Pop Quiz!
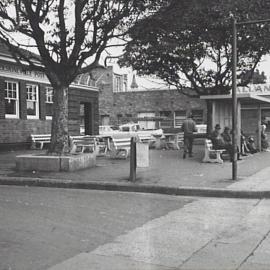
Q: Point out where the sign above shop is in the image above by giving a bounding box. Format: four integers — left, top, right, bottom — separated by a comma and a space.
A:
237, 84, 270, 95
0, 62, 48, 83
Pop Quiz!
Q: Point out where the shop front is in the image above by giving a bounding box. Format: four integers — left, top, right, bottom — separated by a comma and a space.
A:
201, 84, 270, 151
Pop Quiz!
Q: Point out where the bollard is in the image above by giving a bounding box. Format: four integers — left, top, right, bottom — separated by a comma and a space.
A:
129, 137, 137, 182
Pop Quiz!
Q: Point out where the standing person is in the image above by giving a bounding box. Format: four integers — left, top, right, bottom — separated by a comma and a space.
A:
181, 113, 197, 158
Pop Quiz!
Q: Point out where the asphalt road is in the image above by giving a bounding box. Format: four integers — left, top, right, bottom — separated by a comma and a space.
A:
0, 186, 193, 270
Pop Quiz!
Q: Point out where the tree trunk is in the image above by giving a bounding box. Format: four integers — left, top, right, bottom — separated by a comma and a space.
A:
48, 85, 69, 155
206, 100, 212, 136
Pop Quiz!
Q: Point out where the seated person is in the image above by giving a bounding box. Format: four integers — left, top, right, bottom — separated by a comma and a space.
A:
221, 126, 232, 145
247, 136, 257, 154
209, 124, 240, 161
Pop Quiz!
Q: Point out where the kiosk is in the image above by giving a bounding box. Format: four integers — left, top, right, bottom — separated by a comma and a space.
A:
201, 84, 270, 151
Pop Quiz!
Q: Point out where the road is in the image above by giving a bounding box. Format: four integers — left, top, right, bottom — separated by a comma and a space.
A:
2, 186, 270, 270
0, 186, 193, 270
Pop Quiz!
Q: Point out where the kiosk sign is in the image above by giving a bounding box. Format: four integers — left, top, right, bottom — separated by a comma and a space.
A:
237, 84, 270, 95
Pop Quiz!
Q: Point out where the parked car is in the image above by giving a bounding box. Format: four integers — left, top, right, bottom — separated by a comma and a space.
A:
99, 125, 119, 135
119, 123, 163, 137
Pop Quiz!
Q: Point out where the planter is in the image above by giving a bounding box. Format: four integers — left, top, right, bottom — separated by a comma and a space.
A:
16, 153, 96, 172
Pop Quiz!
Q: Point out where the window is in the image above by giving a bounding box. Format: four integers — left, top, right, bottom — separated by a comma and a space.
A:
114, 75, 121, 92
191, 109, 204, 124
159, 111, 173, 128
45, 87, 53, 119
174, 110, 186, 127
137, 112, 156, 130
26, 84, 39, 119
4, 81, 19, 118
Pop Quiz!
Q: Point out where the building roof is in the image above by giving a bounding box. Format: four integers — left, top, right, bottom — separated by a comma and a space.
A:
200, 92, 270, 104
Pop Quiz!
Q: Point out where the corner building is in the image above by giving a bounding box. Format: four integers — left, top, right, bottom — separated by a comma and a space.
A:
0, 43, 99, 149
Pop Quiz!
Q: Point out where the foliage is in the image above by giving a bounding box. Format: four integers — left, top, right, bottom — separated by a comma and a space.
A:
0, 0, 166, 154
119, 0, 270, 96
0, 0, 165, 87
239, 69, 267, 84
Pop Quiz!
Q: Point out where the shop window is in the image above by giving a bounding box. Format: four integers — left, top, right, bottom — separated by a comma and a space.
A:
191, 109, 203, 124
4, 81, 19, 118
160, 111, 173, 128
26, 84, 39, 119
45, 87, 53, 119
174, 110, 186, 127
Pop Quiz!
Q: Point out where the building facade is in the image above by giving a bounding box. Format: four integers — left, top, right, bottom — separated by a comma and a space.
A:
97, 67, 207, 132
0, 43, 99, 149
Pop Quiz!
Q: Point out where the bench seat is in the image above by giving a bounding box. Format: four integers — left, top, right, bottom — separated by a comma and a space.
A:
202, 139, 226, 164
31, 134, 51, 149
110, 137, 131, 159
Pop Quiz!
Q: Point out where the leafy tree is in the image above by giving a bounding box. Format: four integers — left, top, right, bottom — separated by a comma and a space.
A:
0, 0, 165, 154
119, 0, 270, 98
239, 69, 267, 84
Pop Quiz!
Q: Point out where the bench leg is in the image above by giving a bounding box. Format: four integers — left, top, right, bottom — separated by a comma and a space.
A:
215, 152, 223, 164
203, 151, 223, 164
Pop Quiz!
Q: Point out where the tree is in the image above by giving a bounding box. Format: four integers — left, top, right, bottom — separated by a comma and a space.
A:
0, 0, 166, 154
119, 0, 270, 97
239, 69, 267, 84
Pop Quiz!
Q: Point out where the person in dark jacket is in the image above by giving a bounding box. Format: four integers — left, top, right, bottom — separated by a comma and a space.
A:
210, 125, 241, 162
181, 113, 197, 158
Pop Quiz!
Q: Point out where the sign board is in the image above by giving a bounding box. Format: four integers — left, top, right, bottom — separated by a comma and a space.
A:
136, 142, 149, 168
237, 84, 270, 95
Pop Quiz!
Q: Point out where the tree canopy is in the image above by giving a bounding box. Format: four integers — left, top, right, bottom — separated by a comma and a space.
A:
0, 0, 167, 88
119, 0, 270, 97
0, 0, 168, 154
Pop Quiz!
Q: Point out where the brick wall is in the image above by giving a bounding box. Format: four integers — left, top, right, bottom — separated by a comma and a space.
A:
0, 119, 51, 144
0, 83, 99, 144
97, 67, 207, 127
99, 88, 207, 127
68, 87, 99, 136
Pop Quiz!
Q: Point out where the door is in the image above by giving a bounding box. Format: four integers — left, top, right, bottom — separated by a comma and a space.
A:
80, 102, 93, 135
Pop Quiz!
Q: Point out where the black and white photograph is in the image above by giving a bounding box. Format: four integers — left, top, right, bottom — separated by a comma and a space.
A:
1, 0, 270, 269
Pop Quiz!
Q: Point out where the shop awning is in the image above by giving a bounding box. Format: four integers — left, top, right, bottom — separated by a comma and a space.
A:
200, 93, 270, 104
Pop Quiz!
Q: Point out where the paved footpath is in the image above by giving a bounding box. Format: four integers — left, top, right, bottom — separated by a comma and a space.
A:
2, 146, 270, 191
47, 197, 270, 270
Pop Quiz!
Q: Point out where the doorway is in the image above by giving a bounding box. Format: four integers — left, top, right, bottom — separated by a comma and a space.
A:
80, 102, 93, 135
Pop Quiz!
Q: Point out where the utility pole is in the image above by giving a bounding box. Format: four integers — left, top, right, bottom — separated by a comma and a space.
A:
232, 18, 238, 180
231, 18, 270, 180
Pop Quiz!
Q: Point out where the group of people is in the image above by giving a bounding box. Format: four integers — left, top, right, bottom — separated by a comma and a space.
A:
209, 124, 241, 162
181, 113, 266, 161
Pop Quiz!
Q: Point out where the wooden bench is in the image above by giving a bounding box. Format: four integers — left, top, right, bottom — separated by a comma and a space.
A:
31, 134, 106, 155
176, 132, 184, 149
137, 133, 155, 145
31, 134, 51, 149
110, 137, 131, 159
202, 139, 226, 164
70, 135, 97, 153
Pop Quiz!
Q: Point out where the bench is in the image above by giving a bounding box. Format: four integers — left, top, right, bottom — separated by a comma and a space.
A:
31, 134, 51, 149
110, 136, 131, 159
162, 133, 184, 150
176, 132, 184, 149
202, 139, 226, 164
70, 135, 97, 154
137, 133, 156, 148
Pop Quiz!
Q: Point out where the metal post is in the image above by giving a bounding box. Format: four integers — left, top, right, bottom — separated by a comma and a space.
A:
129, 137, 136, 182
232, 18, 238, 180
